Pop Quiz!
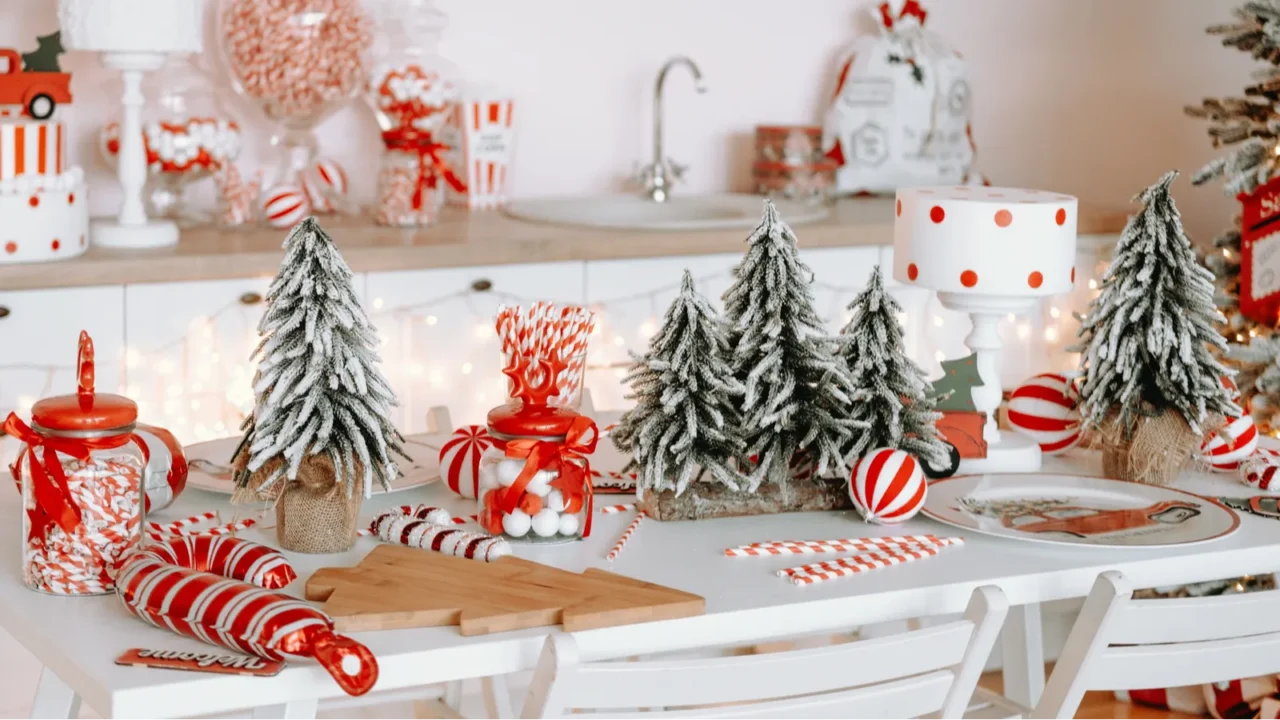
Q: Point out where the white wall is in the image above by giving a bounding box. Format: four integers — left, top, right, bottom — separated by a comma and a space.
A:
0, 0, 1256, 244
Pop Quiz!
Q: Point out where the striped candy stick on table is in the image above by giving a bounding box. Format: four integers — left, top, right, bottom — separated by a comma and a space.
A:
725, 536, 960, 557
746, 534, 950, 548
779, 542, 963, 579
606, 512, 646, 561
785, 550, 948, 586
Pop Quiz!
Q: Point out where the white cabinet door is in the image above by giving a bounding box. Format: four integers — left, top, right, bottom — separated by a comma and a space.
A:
585, 253, 741, 411
0, 286, 125, 461
122, 277, 351, 445
367, 262, 586, 433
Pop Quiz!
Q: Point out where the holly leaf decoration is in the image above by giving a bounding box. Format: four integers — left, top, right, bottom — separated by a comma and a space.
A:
22, 32, 65, 73
930, 353, 983, 412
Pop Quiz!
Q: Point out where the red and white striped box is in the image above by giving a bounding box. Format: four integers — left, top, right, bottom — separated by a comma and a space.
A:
447, 96, 515, 210
0, 120, 67, 180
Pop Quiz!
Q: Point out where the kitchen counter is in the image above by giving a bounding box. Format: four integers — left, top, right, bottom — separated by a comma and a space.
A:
0, 198, 1128, 291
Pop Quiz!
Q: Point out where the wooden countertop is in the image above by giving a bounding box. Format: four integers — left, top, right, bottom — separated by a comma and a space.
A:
0, 198, 1128, 291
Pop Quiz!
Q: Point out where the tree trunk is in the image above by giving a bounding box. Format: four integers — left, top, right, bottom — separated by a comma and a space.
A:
637, 476, 852, 521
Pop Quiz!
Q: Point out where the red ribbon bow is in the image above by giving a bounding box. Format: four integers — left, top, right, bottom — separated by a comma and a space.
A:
497, 416, 599, 537
3, 413, 139, 543
381, 128, 468, 211
879, 0, 927, 30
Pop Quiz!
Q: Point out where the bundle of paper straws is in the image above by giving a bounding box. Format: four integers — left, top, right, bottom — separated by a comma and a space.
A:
726, 535, 964, 586
495, 302, 595, 404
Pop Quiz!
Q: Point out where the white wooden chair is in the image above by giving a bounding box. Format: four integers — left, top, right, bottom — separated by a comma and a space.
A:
519, 585, 1008, 718
1034, 570, 1280, 718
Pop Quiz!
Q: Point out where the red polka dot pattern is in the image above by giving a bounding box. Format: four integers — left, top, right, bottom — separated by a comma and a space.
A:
930, 206, 945, 223
907, 263, 919, 281
994, 209, 1013, 227
28, 196, 38, 208
51, 239, 60, 251
961, 270, 978, 288
1028, 271, 1043, 289
4, 241, 15, 255
1055, 208, 1067, 226
896, 199, 901, 217
68, 193, 75, 205
1071, 267, 1076, 283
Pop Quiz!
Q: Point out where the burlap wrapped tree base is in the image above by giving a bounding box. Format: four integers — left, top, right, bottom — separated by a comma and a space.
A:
637, 475, 852, 521
276, 482, 364, 553
1100, 409, 1199, 486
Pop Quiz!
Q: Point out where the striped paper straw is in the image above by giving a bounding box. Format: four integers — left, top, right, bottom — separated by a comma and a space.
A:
725, 536, 961, 557
746, 535, 947, 549
784, 544, 963, 586
600, 503, 635, 514
606, 512, 646, 562
148, 511, 220, 535
779, 542, 961, 579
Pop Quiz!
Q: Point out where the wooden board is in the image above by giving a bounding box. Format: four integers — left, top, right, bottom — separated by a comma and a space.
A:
305, 544, 705, 636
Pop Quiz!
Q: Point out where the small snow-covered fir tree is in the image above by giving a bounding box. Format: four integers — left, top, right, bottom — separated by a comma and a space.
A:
233, 218, 407, 498
723, 200, 863, 489
1074, 172, 1238, 435
839, 266, 949, 468
612, 271, 745, 495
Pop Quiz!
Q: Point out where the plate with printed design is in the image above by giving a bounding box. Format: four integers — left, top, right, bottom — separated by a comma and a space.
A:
923, 474, 1239, 548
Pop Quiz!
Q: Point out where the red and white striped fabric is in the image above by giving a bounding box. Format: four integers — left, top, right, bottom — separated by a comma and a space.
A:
0, 121, 65, 180
849, 448, 926, 525
439, 425, 495, 499
303, 158, 348, 213
449, 98, 514, 210
1007, 373, 1081, 454
261, 185, 310, 228
1201, 414, 1259, 471
115, 536, 378, 696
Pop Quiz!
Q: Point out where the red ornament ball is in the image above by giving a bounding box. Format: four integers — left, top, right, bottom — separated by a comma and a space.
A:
849, 448, 926, 525
1201, 414, 1258, 472
439, 425, 495, 498
1008, 373, 1081, 454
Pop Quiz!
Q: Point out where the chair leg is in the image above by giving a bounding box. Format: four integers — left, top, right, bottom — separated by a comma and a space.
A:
1001, 603, 1045, 708
30, 667, 80, 720
482, 675, 514, 718
251, 699, 318, 719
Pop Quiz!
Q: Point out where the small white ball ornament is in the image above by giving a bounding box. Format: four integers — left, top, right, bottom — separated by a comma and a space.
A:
531, 509, 560, 537
496, 460, 522, 487
558, 512, 580, 536
545, 489, 567, 513
502, 509, 532, 537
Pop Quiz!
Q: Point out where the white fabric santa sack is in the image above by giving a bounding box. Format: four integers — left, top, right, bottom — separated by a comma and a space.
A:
822, 0, 978, 195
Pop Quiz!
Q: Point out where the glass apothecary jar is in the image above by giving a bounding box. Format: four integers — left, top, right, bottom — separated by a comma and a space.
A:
5, 332, 145, 596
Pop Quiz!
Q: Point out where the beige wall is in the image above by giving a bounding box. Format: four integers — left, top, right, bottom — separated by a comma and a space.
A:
3, 0, 1256, 243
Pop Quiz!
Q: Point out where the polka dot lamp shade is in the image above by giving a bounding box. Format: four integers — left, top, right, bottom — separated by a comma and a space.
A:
892, 186, 1078, 296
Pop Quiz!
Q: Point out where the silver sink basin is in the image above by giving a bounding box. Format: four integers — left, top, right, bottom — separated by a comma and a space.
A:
503, 194, 830, 231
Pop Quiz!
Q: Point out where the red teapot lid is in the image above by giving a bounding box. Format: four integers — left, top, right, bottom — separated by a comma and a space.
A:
30, 331, 137, 433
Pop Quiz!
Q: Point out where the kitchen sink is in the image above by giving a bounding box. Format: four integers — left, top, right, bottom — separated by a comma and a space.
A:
503, 194, 830, 231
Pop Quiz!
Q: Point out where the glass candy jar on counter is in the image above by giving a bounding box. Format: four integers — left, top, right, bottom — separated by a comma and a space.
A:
4, 332, 146, 596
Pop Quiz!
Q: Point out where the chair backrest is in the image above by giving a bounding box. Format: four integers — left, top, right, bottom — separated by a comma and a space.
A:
1034, 570, 1280, 719
521, 585, 1008, 719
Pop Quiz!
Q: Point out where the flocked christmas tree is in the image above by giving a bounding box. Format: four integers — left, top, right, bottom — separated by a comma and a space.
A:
838, 266, 949, 468
233, 218, 407, 500
723, 200, 863, 489
612, 270, 745, 496
1075, 172, 1238, 437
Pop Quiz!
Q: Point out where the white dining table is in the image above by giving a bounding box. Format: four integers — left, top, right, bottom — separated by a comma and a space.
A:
6, 449, 1280, 719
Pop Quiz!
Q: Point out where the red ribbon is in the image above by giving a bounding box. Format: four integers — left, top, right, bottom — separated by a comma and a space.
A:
381, 129, 467, 211
496, 416, 599, 537
879, 0, 927, 29
3, 413, 140, 543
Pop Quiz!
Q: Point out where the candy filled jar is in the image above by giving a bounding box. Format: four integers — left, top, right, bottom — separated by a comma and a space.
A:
5, 332, 146, 595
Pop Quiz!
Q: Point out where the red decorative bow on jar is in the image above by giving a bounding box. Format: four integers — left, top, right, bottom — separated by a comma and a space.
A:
381, 128, 467, 211
878, 0, 927, 29
3, 413, 142, 543
496, 415, 599, 537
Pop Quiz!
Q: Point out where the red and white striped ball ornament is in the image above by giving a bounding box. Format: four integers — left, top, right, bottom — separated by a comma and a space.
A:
1242, 454, 1280, 492
1201, 414, 1259, 472
439, 425, 495, 499
303, 158, 348, 213
849, 448, 926, 525
261, 184, 310, 228
1007, 373, 1081, 454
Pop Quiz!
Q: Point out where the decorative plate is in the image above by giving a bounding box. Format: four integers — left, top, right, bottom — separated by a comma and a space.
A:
923, 473, 1239, 548
184, 433, 447, 495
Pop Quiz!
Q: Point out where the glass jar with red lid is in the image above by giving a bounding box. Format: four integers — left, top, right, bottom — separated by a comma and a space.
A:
4, 332, 147, 595
477, 357, 598, 543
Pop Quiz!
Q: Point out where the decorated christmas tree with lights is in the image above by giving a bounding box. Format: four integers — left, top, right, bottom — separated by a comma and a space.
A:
722, 200, 863, 489
613, 271, 746, 496
838, 266, 949, 469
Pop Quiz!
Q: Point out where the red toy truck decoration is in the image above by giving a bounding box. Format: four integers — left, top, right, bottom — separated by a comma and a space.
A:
0, 49, 71, 120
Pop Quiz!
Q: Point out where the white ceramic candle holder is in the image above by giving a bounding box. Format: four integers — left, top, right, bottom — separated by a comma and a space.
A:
893, 185, 1079, 474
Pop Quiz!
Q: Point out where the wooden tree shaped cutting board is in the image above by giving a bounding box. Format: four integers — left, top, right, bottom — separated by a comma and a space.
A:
305, 545, 705, 635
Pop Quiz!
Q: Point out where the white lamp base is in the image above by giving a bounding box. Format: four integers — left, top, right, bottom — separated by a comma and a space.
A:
957, 432, 1042, 475
92, 219, 179, 249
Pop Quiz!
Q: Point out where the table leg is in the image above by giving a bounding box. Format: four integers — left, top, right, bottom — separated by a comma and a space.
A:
250, 699, 318, 719
30, 667, 80, 719
1000, 602, 1045, 708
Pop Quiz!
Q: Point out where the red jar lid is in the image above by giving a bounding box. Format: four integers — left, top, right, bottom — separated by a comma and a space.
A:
487, 402, 580, 440
32, 393, 138, 433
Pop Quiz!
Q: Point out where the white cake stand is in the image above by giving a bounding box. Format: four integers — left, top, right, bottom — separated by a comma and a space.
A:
938, 292, 1041, 473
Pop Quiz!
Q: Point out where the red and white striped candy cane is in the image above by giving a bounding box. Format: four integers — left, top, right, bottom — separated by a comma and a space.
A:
115, 537, 377, 696
606, 512, 646, 562
370, 507, 509, 561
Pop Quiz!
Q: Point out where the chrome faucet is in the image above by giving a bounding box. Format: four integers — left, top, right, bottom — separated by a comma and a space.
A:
634, 56, 707, 202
